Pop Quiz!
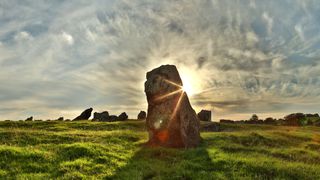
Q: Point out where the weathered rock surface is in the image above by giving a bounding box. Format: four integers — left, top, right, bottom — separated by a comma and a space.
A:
144, 65, 200, 148
137, 111, 147, 120
197, 110, 212, 121
73, 108, 93, 121
93, 111, 109, 121
117, 112, 128, 121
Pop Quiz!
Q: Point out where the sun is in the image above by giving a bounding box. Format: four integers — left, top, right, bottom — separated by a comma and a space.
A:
182, 80, 194, 96
180, 74, 195, 96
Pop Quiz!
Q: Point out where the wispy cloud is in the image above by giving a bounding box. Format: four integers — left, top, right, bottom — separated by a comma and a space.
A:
0, 0, 319, 120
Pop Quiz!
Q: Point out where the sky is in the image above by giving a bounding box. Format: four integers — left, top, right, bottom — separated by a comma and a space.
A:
0, 0, 320, 121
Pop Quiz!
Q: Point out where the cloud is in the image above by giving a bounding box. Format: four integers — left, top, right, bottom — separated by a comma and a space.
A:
14, 31, 33, 41
0, 0, 320, 120
295, 24, 305, 41
262, 12, 273, 35
61, 31, 74, 45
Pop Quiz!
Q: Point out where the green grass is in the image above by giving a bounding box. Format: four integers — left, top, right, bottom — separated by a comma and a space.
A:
0, 120, 319, 179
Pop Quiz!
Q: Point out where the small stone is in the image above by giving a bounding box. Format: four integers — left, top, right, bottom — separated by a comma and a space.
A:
137, 111, 147, 120
25, 116, 33, 121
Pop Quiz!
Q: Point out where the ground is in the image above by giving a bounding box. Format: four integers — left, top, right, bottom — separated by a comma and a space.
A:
0, 120, 319, 179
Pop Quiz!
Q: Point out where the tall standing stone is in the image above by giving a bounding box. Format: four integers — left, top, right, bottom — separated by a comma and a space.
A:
144, 65, 200, 148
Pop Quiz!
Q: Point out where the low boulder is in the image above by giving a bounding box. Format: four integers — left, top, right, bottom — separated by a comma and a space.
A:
25, 116, 33, 121
197, 110, 212, 121
73, 108, 93, 121
93, 111, 109, 122
137, 111, 147, 120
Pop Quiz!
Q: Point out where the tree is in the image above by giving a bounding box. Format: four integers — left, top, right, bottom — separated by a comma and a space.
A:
250, 114, 259, 121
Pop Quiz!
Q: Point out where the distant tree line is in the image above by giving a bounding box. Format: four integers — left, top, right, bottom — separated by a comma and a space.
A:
220, 113, 320, 126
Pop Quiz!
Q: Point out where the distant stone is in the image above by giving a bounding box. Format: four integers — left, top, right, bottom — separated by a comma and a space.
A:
73, 108, 93, 121
145, 65, 200, 148
137, 111, 147, 120
197, 110, 211, 121
93, 111, 109, 122
117, 112, 128, 121
108, 115, 118, 122
25, 116, 33, 121
57, 117, 64, 121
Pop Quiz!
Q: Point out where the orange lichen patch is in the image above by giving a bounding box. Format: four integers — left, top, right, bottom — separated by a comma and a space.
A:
156, 130, 169, 143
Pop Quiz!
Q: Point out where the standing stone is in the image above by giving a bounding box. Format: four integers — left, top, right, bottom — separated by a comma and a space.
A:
117, 112, 128, 121
197, 110, 212, 121
73, 108, 93, 121
93, 111, 109, 122
144, 65, 200, 148
137, 111, 147, 120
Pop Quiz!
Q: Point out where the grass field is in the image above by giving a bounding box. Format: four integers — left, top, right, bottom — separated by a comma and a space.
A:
0, 120, 319, 179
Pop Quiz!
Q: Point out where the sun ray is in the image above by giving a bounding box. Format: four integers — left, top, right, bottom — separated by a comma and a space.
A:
155, 89, 183, 101
170, 91, 185, 121
163, 79, 183, 89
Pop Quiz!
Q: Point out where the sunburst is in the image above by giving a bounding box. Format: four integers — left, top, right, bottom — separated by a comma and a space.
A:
154, 78, 186, 121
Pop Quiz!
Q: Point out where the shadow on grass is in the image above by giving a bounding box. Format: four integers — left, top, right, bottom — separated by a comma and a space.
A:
107, 142, 230, 180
